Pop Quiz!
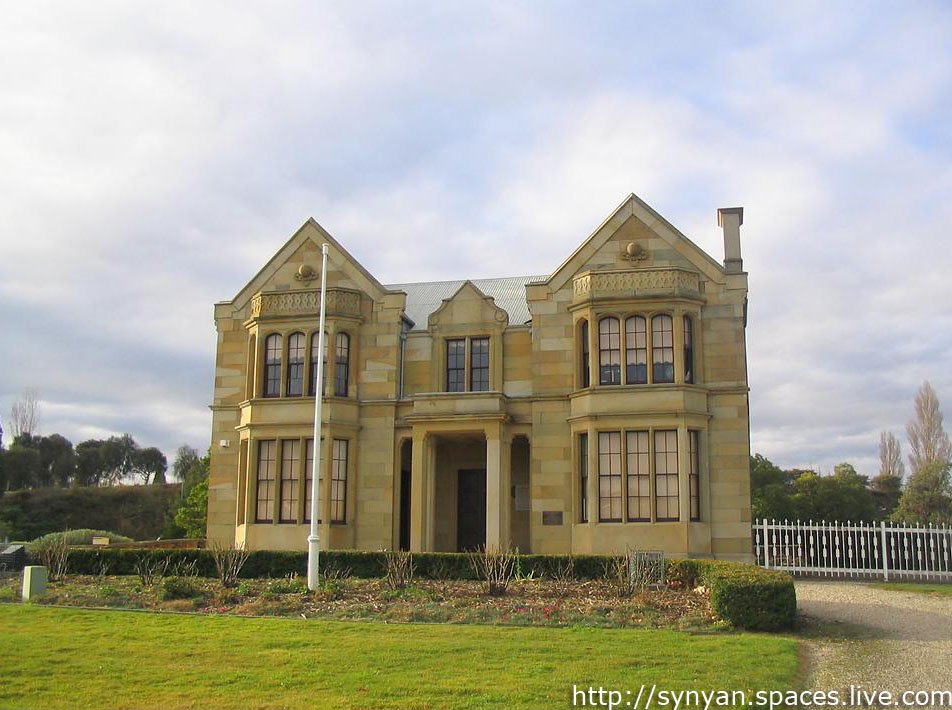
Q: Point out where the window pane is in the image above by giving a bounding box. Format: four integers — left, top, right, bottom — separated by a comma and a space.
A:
598, 318, 621, 385
598, 432, 622, 521
286, 333, 305, 397
683, 316, 694, 384
309, 332, 328, 396
446, 339, 465, 392
470, 337, 489, 391
331, 439, 348, 523
579, 320, 590, 388
334, 332, 350, 397
626, 431, 650, 521
263, 334, 282, 397
579, 433, 588, 522
654, 429, 679, 521
303, 438, 325, 524
689, 430, 700, 521
255, 440, 276, 522
625, 317, 648, 385
279, 439, 300, 523
651, 315, 674, 383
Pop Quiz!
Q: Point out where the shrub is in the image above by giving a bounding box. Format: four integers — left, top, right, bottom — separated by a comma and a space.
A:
160, 576, 203, 600
383, 549, 414, 590
210, 543, 250, 588
31, 532, 70, 581
470, 546, 516, 596
27, 529, 133, 552
667, 559, 796, 631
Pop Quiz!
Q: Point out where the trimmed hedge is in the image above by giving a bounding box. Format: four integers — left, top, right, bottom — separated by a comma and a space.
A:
61, 549, 610, 581
55, 549, 795, 630
668, 559, 796, 631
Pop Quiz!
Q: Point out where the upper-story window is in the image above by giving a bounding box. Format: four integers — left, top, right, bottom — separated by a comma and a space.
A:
651, 314, 674, 384
470, 337, 489, 392
309, 332, 327, 397
446, 339, 465, 392
683, 316, 694, 384
598, 317, 621, 385
334, 332, 350, 397
445, 336, 491, 393
625, 316, 648, 385
579, 319, 590, 388
580, 312, 696, 388
263, 334, 282, 398
286, 332, 305, 396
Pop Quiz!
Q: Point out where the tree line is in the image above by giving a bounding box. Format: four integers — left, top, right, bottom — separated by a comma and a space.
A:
753, 381, 952, 525
0, 432, 169, 490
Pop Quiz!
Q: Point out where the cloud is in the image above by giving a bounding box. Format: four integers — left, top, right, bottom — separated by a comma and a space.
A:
1, 1, 951, 477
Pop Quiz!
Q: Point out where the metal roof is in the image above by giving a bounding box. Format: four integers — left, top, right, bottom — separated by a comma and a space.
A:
385, 275, 547, 330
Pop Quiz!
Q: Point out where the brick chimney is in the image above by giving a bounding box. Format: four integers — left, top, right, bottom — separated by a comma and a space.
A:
717, 207, 744, 273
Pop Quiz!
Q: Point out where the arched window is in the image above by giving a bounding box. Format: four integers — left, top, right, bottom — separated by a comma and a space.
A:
286, 332, 305, 396
263, 334, 282, 397
598, 317, 621, 385
334, 332, 350, 397
651, 315, 674, 383
309, 332, 327, 396
683, 316, 694, 384
579, 319, 590, 388
625, 316, 648, 384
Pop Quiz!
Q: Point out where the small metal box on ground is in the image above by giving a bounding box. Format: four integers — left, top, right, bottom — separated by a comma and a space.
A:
22, 566, 48, 601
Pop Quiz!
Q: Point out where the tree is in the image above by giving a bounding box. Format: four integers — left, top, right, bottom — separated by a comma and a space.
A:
870, 472, 903, 520
171, 445, 200, 482
906, 381, 952, 473
8, 388, 40, 439
2, 446, 41, 490
891, 461, 952, 525
749, 454, 796, 521
787, 466, 875, 522
100, 434, 139, 485
74, 440, 106, 486
173, 478, 208, 538
131, 447, 167, 485
879, 431, 904, 480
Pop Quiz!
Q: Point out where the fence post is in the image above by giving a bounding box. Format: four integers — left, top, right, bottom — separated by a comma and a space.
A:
881, 521, 889, 582
763, 519, 771, 570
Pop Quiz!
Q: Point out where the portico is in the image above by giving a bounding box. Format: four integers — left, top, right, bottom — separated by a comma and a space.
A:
402, 418, 519, 553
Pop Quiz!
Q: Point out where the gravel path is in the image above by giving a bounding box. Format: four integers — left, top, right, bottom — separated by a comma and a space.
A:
796, 581, 952, 706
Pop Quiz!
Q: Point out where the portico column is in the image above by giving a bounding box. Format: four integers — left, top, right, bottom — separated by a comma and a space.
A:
409, 429, 429, 552
486, 426, 512, 550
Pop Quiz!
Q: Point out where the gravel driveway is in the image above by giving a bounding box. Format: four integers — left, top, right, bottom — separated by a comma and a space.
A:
796, 581, 952, 705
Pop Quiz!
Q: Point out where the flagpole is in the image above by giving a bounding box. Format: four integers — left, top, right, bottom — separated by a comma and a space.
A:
307, 243, 329, 591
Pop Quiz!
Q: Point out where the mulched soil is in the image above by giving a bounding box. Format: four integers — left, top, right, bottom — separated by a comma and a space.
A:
1, 574, 720, 630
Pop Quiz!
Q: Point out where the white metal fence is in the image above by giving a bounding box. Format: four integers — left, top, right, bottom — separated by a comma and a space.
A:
754, 519, 952, 581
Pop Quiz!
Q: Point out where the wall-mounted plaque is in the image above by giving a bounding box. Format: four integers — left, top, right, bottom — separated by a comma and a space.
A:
542, 511, 563, 526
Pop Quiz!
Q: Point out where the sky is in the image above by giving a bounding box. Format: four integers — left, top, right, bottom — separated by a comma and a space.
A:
1, 2, 951, 477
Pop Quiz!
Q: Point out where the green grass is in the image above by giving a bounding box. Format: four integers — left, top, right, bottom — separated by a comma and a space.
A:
0, 605, 798, 709
868, 581, 952, 596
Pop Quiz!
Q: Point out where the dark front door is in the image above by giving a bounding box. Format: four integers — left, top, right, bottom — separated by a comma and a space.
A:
456, 469, 487, 551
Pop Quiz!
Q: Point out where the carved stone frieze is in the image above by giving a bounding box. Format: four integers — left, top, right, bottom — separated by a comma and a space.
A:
573, 268, 701, 300
250, 288, 362, 319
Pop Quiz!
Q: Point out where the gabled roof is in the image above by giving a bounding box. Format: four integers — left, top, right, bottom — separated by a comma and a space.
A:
227, 218, 393, 310
385, 275, 545, 330
545, 193, 726, 292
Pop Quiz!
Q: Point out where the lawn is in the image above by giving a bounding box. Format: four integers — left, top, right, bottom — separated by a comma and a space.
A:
0, 605, 798, 709
867, 581, 952, 596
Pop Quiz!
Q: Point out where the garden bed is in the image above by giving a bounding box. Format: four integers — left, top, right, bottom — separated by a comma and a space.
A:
1, 574, 720, 630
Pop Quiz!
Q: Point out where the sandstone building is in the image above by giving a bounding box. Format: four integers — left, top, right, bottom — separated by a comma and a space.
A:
206, 194, 751, 559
